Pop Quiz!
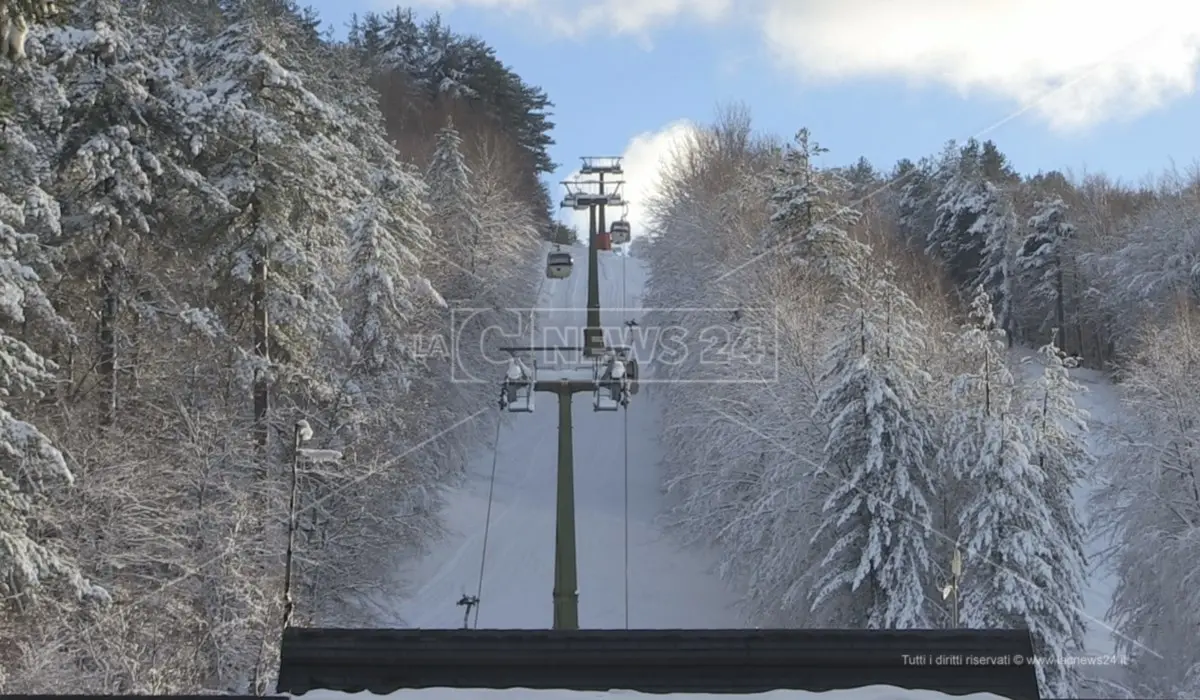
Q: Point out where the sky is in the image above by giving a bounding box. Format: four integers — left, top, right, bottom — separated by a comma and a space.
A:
307, 0, 1200, 236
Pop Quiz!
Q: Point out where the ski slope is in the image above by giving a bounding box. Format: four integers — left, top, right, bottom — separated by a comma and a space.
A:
1061, 363, 1128, 693
1065, 364, 1121, 660
395, 245, 743, 628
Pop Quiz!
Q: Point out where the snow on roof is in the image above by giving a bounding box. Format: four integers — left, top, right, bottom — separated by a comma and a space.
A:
289, 687, 1013, 700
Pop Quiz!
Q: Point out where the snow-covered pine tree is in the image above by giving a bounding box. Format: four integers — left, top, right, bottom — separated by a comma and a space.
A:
809, 268, 936, 629
1019, 337, 1090, 697
968, 185, 1015, 342
45, 0, 199, 428
301, 162, 443, 627
933, 287, 1009, 615
0, 111, 108, 614
1091, 306, 1200, 697
181, 9, 362, 688
928, 168, 1015, 341
344, 164, 437, 380
332, 26, 441, 378
1018, 198, 1074, 341
762, 128, 867, 287
949, 288, 1077, 697
895, 157, 936, 251
425, 118, 483, 296
193, 2, 352, 458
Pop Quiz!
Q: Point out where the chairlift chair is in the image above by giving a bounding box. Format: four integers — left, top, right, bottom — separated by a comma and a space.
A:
593, 353, 628, 411
500, 358, 535, 412
612, 345, 639, 396
546, 251, 573, 279
610, 220, 631, 245
596, 231, 612, 251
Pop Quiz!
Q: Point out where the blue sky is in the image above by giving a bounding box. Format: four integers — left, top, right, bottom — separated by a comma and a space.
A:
308, 0, 1200, 231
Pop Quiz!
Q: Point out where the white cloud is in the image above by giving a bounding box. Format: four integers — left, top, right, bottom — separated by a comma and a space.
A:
561, 120, 697, 241
760, 0, 1200, 130
397, 0, 1200, 129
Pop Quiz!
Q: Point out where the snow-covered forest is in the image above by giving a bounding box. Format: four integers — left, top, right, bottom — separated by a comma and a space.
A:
4, 0, 1200, 697
640, 107, 1200, 699
0, 0, 554, 692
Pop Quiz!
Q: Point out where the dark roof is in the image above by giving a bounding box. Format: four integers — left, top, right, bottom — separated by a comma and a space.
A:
278, 628, 1039, 699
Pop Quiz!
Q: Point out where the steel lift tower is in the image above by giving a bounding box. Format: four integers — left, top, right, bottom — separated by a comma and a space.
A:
562, 156, 625, 356
489, 156, 633, 629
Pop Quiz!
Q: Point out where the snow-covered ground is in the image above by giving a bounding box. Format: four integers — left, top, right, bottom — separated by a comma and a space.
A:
393, 245, 743, 628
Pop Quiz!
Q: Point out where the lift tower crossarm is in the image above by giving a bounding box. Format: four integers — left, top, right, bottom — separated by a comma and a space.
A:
579, 156, 623, 174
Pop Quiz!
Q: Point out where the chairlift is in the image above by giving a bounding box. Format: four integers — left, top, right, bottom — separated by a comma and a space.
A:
500, 358, 535, 412
610, 220, 631, 245
613, 346, 639, 396
593, 352, 628, 411
546, 251, 572, 279
595, 231, 612, 251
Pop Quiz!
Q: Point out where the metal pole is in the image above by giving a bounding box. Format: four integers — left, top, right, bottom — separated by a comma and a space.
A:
552, 385, 580, 629
586, 195, 602, 356
282, 423, 302, 630
950, 547, 962, 628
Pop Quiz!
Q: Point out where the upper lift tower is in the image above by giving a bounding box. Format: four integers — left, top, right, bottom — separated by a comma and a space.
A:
561, 156, 624, 356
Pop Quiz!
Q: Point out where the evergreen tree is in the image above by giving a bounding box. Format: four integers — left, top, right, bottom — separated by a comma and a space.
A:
345, 167, 438, 375
929, 169, 1015, 339
763, 128, 867, 286
809, 269, 936, 628
950, 289, 1079, 697
0, 116, 108, 612
1018, 197, 1074, 337
1020, 339, 1090, 697
48, 0, 204, 427
425, 118, 483, 291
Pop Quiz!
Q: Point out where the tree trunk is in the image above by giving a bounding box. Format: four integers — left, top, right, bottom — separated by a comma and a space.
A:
252, 253, 270, 469
98, 265, 120, 427
1054, 259, 1066, 346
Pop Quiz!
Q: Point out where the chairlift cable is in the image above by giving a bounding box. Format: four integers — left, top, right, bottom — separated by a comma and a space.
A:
473, 394, 505, 627
474, 256, 546, 624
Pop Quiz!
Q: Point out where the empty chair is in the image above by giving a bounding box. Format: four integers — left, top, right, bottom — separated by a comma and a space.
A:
595, 231, 612, 251
546, 251, 572, 279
